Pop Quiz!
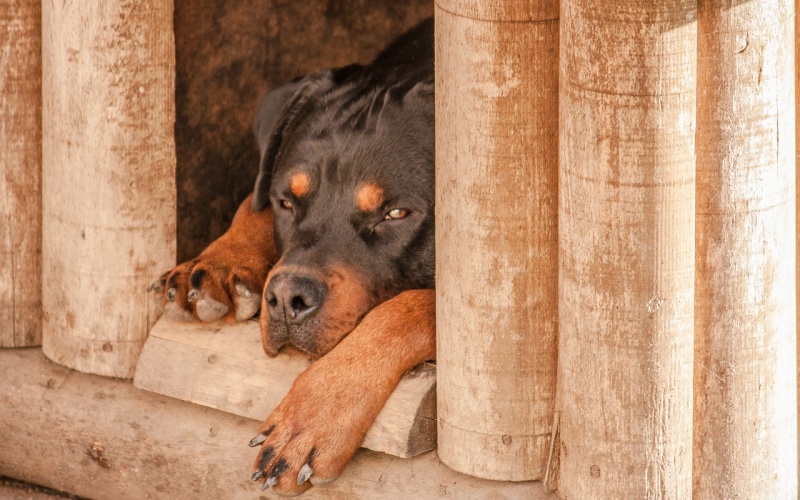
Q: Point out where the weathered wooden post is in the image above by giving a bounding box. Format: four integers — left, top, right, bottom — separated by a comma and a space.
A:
435, 0, 560, 481
557, 1, 696, 497
41, 2, 176, 378
796, 0, 800, 487
694, 1, 797, 498
0, 1, 42, 347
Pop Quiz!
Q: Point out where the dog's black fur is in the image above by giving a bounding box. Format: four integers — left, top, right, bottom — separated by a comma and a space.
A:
252, 18, 435, 357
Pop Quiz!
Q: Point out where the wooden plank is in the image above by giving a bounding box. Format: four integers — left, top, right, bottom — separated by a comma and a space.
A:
434, 1, 560, 482
41, 0, 176, 377
134, 316, 437, 458
0, 0, 42, 347
0, 347, 556, 500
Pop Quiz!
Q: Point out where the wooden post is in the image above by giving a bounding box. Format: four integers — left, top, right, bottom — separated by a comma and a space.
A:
557, 2, 696, 498
694, 1, 797, 498
435, 0, 559, 481
41, 2, 176, 378
796, 0, 800, 489
0, 1, 42, 347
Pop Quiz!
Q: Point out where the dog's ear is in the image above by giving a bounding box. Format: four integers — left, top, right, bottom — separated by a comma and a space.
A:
402, 80, 434, 108
250, 71, 335, 211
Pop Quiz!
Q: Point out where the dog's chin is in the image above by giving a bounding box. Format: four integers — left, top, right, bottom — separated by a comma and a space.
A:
264, 339, 337, 359
261, 323, 347, 359
274, 343, 314, 358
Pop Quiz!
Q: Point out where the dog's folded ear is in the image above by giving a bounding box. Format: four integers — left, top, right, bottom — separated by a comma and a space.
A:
402, 80, 434, 109
251, 70, 336, 212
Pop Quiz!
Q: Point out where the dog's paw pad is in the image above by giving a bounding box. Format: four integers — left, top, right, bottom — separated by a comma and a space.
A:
193, 294, 230, 322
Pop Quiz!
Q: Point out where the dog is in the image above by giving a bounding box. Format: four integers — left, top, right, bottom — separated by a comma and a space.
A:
155, 18, 435, 495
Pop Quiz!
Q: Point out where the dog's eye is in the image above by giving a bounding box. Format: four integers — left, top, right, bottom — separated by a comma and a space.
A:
279, 199, 293, 210
384, 208, 408, 220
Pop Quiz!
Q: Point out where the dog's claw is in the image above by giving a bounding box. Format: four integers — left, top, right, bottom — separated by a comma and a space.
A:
297, 464, 313, 485
262, 477, 277, 491
249, 433, 267, 447
235, 282, 252, 298
187, 289, 200, 302
166, 288, 177, 302
251, 469, 265, 482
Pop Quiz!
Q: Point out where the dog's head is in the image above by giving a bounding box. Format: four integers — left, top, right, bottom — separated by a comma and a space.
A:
251, 65, 434, 358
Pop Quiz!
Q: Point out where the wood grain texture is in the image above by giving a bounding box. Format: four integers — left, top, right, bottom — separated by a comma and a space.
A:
694, 1, 797, 498
41, 1, 176, 377
435, 1, 559, 481
0, 0, 42, 347
134, 316, 437, 458
557, 1, 696, 498
0, 348, 557, 500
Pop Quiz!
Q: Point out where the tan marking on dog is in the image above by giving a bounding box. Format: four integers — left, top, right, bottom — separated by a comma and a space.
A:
356, 183, 384, 212
290, 172, 311, 198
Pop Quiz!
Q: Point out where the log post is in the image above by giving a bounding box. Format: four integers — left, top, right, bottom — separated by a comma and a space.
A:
41, 2, 176, 378
0, 1, 42, 347
796, 0, 800, 488
557, 2, 696, 498
435, 0, 559, 481
694, 1, 797, 498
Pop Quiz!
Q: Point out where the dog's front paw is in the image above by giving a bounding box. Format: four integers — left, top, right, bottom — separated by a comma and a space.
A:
148, 197, 276, 323
248, 368, 373, 495
149, 256, 265, 322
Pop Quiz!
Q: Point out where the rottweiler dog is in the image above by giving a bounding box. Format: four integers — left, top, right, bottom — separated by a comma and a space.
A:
155, 18, 435, 495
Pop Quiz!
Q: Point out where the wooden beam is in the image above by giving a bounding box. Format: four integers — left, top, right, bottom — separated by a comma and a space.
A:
41, 1, 176, 377
557, 1, 696, 497
434, 0, 560, 482
0, 0, 42, 347
0, 348, 556, 500
134, 316, 437, 458
694, 1, 797, 497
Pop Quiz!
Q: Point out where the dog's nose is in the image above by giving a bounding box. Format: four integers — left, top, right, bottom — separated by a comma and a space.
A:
265, 274, 326, 324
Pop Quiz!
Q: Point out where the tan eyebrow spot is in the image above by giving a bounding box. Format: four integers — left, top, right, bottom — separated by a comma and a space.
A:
290, 172, 311, 198
356, 183, 384, 212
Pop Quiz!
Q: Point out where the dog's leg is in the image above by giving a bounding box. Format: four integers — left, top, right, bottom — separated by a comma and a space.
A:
249, 289, 436, 495
151, 194, 277, 322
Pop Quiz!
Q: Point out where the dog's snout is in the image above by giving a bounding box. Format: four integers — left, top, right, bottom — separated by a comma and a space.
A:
266, 274, 326, 324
